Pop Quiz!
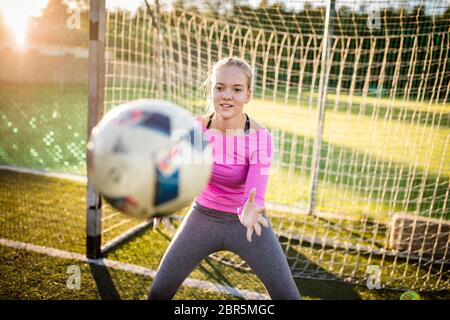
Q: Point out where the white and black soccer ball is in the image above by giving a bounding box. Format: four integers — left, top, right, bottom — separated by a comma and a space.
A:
87, 99, 212, 219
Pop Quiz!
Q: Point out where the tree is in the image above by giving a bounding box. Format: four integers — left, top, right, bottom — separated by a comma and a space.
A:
28, 0, 88, 46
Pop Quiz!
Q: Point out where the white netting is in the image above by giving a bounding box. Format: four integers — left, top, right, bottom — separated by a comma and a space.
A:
102, 0, 449, 290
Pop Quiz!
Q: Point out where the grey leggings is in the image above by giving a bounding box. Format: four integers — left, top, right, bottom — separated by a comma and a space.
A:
148, 201, 301, 300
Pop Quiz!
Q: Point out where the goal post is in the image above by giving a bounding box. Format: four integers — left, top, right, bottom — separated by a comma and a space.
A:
86, 0, 105, 259
86, 0, 157, 259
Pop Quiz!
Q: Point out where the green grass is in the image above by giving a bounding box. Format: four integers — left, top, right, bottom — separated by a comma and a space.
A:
0, 245, 236, 300
0, 170, 449, 299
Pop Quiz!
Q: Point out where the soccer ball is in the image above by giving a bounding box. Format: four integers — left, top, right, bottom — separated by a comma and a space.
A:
399, 290, 420, 300
87, 99, 212, 219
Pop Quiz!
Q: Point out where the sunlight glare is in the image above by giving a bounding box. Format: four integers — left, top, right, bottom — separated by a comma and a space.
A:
0, 0, 49, 47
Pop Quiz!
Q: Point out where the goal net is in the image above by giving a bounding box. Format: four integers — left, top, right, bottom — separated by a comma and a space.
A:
100, 0, 449, 291
0, 0, 448, 292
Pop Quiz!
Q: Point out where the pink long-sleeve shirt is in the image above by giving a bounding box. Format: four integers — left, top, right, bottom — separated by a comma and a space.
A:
194, 115, 273, 215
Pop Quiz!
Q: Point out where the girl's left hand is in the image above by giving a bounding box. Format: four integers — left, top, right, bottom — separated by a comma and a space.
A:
239, 187, 269, 242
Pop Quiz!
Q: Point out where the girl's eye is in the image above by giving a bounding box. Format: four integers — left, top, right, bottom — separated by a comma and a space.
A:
215, 86, 223, 91
234, 88, 242, 92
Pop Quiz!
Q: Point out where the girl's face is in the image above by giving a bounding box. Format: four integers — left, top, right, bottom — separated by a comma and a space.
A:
212, 66, 251, 120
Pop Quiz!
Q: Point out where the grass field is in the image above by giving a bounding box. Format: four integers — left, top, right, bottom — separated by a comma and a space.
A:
0, 169, 449, 299
0, 82, 449, 299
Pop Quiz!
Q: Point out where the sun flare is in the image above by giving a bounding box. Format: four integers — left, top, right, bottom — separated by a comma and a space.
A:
0, 0, 49, 47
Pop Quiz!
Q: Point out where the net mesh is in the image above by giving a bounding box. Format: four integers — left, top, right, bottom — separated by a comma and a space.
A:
103, 0, 449, 290
0, 0, 448, 292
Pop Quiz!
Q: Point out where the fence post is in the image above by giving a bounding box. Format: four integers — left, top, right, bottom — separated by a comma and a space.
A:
86, 0, 106, 259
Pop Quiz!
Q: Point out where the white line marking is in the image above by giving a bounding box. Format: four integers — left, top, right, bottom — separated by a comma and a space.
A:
0, 165, 86, 183
0, 238, 269, 300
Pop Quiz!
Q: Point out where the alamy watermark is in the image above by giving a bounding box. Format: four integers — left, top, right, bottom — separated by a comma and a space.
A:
367, 5, 381, 30
366, 265, 381, 289
66, 1, 81, 30
66, 265, 81, 290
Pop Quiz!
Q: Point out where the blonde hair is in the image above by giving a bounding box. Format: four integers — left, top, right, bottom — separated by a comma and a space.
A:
201, 56, 253, 115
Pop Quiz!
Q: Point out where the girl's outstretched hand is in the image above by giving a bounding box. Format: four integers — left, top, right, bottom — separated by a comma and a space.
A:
239, 188, 269, 242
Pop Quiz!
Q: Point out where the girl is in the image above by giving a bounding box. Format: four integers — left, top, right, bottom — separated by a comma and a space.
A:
149, 57, 301, 300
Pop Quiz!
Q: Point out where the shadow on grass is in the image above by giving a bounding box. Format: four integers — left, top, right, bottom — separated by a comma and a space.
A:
89, 262, 121, 300
200, 258, 245, 300
296, 277, 361, 300
283, 245, 362, 300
